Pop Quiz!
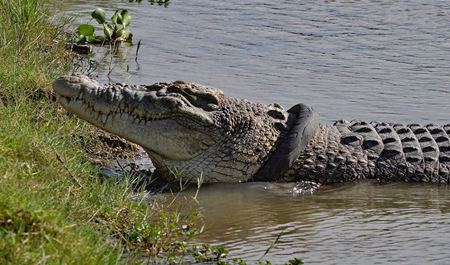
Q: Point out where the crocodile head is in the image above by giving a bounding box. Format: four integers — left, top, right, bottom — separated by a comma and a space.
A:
53, 75, 288, 183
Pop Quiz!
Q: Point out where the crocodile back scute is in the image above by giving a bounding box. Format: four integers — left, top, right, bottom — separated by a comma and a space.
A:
287, 121, 450, 184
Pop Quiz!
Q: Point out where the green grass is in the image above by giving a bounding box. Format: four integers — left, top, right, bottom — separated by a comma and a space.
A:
0, 0, 200, 264
0, 0, 68, 102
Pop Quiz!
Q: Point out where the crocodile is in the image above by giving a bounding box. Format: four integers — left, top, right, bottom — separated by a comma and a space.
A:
53, 75, 450, 184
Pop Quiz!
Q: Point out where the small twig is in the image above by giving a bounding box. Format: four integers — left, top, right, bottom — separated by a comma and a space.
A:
135, 40, 141, 62
87, 208, 100, 223
193, 172, 203, 203
51, 145, 83, 188
259, 230, 285, 261
107, 55, 115, 79
165, 190, 181, 209
106, 41, 117, 79
87, 58, 99, 75
115, 157, 125, 171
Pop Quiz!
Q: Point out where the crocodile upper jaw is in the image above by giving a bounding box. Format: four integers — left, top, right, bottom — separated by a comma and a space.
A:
53, 75, 216, 161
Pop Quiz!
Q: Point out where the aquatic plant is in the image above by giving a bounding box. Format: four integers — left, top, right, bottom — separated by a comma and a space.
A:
77, 8, 132, 44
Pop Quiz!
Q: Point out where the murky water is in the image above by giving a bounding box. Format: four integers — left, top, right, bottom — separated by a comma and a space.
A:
186, 182, 450, 264
57, 1, 450, 263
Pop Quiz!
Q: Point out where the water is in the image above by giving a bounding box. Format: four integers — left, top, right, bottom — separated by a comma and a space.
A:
186, 182, 450, 264
56, 1, 450, 263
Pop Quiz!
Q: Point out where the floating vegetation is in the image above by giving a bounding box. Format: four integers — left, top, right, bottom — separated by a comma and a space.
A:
77, 8, 133, 44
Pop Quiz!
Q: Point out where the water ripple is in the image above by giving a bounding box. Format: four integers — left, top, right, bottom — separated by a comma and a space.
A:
163, 182, 450, 264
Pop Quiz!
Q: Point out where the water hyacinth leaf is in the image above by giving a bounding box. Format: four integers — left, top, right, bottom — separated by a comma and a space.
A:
111, 10, 123, 25
85, 35, 97, 43
115, 27, 123, 37
116, 27, 132, 42
77, 24, 95, 36
121, 28, 133, 42
121, 10, 131, 26
91, 8, 106, 24
77, 35, 86, 43
103, 23, 114, 39
95, 35, 106, 41
87, 35, 105, 43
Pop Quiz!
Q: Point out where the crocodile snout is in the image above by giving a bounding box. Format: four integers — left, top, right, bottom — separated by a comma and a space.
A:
53, 75, 99, 98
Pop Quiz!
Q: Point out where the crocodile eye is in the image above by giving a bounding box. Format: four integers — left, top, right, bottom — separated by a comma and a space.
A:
192, 93, 220, 111
166, 82, 223, 111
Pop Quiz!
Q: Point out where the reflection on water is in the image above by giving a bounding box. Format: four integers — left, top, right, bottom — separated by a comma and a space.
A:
55, 0, 450, 263
183, 182, 450, 264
